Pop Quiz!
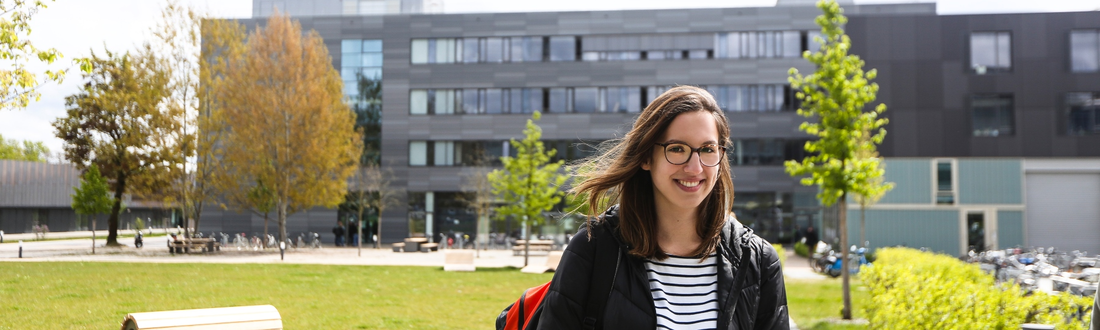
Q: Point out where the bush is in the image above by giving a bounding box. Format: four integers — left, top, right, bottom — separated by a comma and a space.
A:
794, 241, 809, 258
863, 247, 1093, 330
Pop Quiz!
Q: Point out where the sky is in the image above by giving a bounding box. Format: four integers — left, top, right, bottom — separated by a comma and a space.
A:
1, 0, 1097, 161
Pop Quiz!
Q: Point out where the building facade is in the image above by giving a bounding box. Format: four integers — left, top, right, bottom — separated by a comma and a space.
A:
187, 0, 1100, 255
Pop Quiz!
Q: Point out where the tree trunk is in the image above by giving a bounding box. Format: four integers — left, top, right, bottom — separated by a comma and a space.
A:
523, 219, 530, 267
376, 207, 383, 249
263, 212, 269, 241
840, 195, 852, 320
107, 173, 127, 246
860, 201, 866, 248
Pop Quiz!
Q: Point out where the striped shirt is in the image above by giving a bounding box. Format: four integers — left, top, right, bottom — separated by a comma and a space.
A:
645, 254, 719, 330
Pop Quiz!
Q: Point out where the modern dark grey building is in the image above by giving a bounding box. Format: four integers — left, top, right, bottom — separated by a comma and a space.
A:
7, 0, 1094, 256
201, 0, 1100, 255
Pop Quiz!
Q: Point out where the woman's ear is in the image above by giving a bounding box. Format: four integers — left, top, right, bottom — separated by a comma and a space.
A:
641, 158, 651, 171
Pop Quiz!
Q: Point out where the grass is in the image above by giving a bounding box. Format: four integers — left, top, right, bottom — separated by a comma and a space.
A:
786, 278, 870, 330
0, 262, 553, 329
0, 262, 867, 329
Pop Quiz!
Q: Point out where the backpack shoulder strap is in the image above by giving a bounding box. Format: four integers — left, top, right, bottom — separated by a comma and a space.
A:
581, 221, 621, 330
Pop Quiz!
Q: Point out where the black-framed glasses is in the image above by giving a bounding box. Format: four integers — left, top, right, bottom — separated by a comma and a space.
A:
655, 142, 726, 167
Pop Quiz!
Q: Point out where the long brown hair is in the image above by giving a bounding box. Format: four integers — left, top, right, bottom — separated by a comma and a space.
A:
571, 86, 733, 260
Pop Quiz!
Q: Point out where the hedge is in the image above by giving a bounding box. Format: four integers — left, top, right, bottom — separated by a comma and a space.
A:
863, 247, 1093, 330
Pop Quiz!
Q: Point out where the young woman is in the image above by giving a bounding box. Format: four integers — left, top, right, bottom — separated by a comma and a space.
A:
538, 86, 789, 330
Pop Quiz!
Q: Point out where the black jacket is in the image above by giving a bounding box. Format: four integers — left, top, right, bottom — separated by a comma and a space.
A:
538, 206, 789, 330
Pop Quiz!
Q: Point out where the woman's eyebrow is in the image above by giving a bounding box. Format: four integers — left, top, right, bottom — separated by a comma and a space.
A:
664, 139, 719, 145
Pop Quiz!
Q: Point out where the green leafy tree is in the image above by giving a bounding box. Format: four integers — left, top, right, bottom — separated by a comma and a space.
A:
488, 111, 568, 266
53, 49, 182, 246
0, 134, 48, 162
71, 164, 114, 251
851, 128, 894, 247
0, 0, 70, 110
785, 0, 889, 320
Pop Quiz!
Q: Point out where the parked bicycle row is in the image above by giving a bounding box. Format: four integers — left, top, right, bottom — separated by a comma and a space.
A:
807, 242, 873, 278
967, 247, 1099, 298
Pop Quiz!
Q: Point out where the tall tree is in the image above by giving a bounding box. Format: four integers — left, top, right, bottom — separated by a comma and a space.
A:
488, 111, 568, 267
53, 49, 182, 246
0, 0, 67, 111
346, 160, 402, 251
148, 2, 246, 236
785, 0, 889, 320
71, 164, 114, 251
0, 134, 48, 162
216, 12, 359, 247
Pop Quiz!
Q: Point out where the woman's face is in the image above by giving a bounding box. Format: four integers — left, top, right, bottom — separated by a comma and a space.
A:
641, 110, 721, 215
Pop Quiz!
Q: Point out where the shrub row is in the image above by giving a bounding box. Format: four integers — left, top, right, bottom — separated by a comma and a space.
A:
862, 247, 1094, 330
794, 241, 810, 258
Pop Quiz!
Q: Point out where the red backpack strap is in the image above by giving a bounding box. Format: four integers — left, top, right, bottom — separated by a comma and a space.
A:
501, 281, 553, 330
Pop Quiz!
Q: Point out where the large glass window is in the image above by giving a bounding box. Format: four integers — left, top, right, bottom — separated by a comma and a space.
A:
548, 88, 570, 113
970, 32, 1011, 73
485, 88, 503, 114
726, 138, 811, 166
549, 36, 576, 62
1066, 92, 1100, 135
409, 141, 428, 166
971, 94, 1014, 137
410, 90, 428, 114
573, 87, 599, 113
462, 38, 479, 63
605, 87, 641, 113
461, 89, 479, 114
1070, 30, 1100, 73
483, 38, 505, 63
342, 39, 383, 165
411, 39, 428, 64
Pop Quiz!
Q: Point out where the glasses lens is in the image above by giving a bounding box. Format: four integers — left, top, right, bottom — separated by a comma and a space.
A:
698, 145, 721, 166
664, 143, 691, 164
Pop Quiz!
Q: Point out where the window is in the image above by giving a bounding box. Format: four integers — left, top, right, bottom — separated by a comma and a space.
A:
462, 38, 479, 63
604, 87, 641, 113
934, 159, 956, 205
341, 39, 383, 99
461, 89, 479, 114
411, 39, 428, 64
410, 90, 428, 114
485, 89, 503, 114
573, 87, 599, 113
433, 141, 456, 166
548, 88, 571, 113
483, 38, 504, 63
725, 139, 811, 166
409, 141, 427, 166
1070, 30, 1100, 73
1066, 92, 1100, 135
971, 94, 1014, 137
970, 32, 1011, 73
549, 36, 576, 62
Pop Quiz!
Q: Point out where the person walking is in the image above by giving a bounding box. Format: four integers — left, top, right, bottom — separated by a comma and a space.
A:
805, 225, 819, 253
332, 222, 346, 247
348, 221, 359, 248
538, 86, 789, 329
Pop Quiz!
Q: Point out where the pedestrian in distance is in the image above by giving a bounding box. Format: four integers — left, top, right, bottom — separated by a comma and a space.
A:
805, 225, 819, 253
332, 222, 346, 247
538, 86, 789, 329
348, 221, 359, 247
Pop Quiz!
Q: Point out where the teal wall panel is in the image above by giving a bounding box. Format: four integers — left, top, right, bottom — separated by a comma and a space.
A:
958, 159, 1022, 205
878, 159, 932, 205
997, 210, 1025, 249
846, 208, 960, 255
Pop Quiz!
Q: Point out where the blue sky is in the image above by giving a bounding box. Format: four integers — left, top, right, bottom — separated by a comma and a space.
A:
1, 0, 1096, 160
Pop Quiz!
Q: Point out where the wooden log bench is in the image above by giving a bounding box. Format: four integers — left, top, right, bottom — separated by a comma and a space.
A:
420, 242, 439, 252
512, 240, 554, 256
120, 305, 282, 330
168, 238, 221, 254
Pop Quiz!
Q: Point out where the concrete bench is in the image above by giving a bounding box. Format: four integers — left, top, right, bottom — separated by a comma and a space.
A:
522, 251, 564, 274
444, 250, 476, 272
121, 305, 282, 330
391, 242, 405, 252
512, 241, 554, 256
420, 242, 439, 252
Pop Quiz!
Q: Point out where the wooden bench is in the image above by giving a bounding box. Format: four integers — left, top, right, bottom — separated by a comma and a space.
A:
121, 305, 282, 330
168, 238, 220, 254
444, 250, 476, 272
512, 240, 555, 256
420, 242, 439, 252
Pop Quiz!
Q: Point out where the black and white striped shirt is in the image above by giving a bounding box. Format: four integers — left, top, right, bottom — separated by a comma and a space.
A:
645, 254, 719, 330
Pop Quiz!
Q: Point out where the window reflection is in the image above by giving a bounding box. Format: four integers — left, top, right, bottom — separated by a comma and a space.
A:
971, 94, 1014, 137
1071, 30, 1100, 73
1066, 92, 1100, 135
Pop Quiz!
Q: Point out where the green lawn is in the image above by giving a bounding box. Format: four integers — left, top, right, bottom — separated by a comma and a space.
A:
786, 278, 870, 330
0, 262, 864, 329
